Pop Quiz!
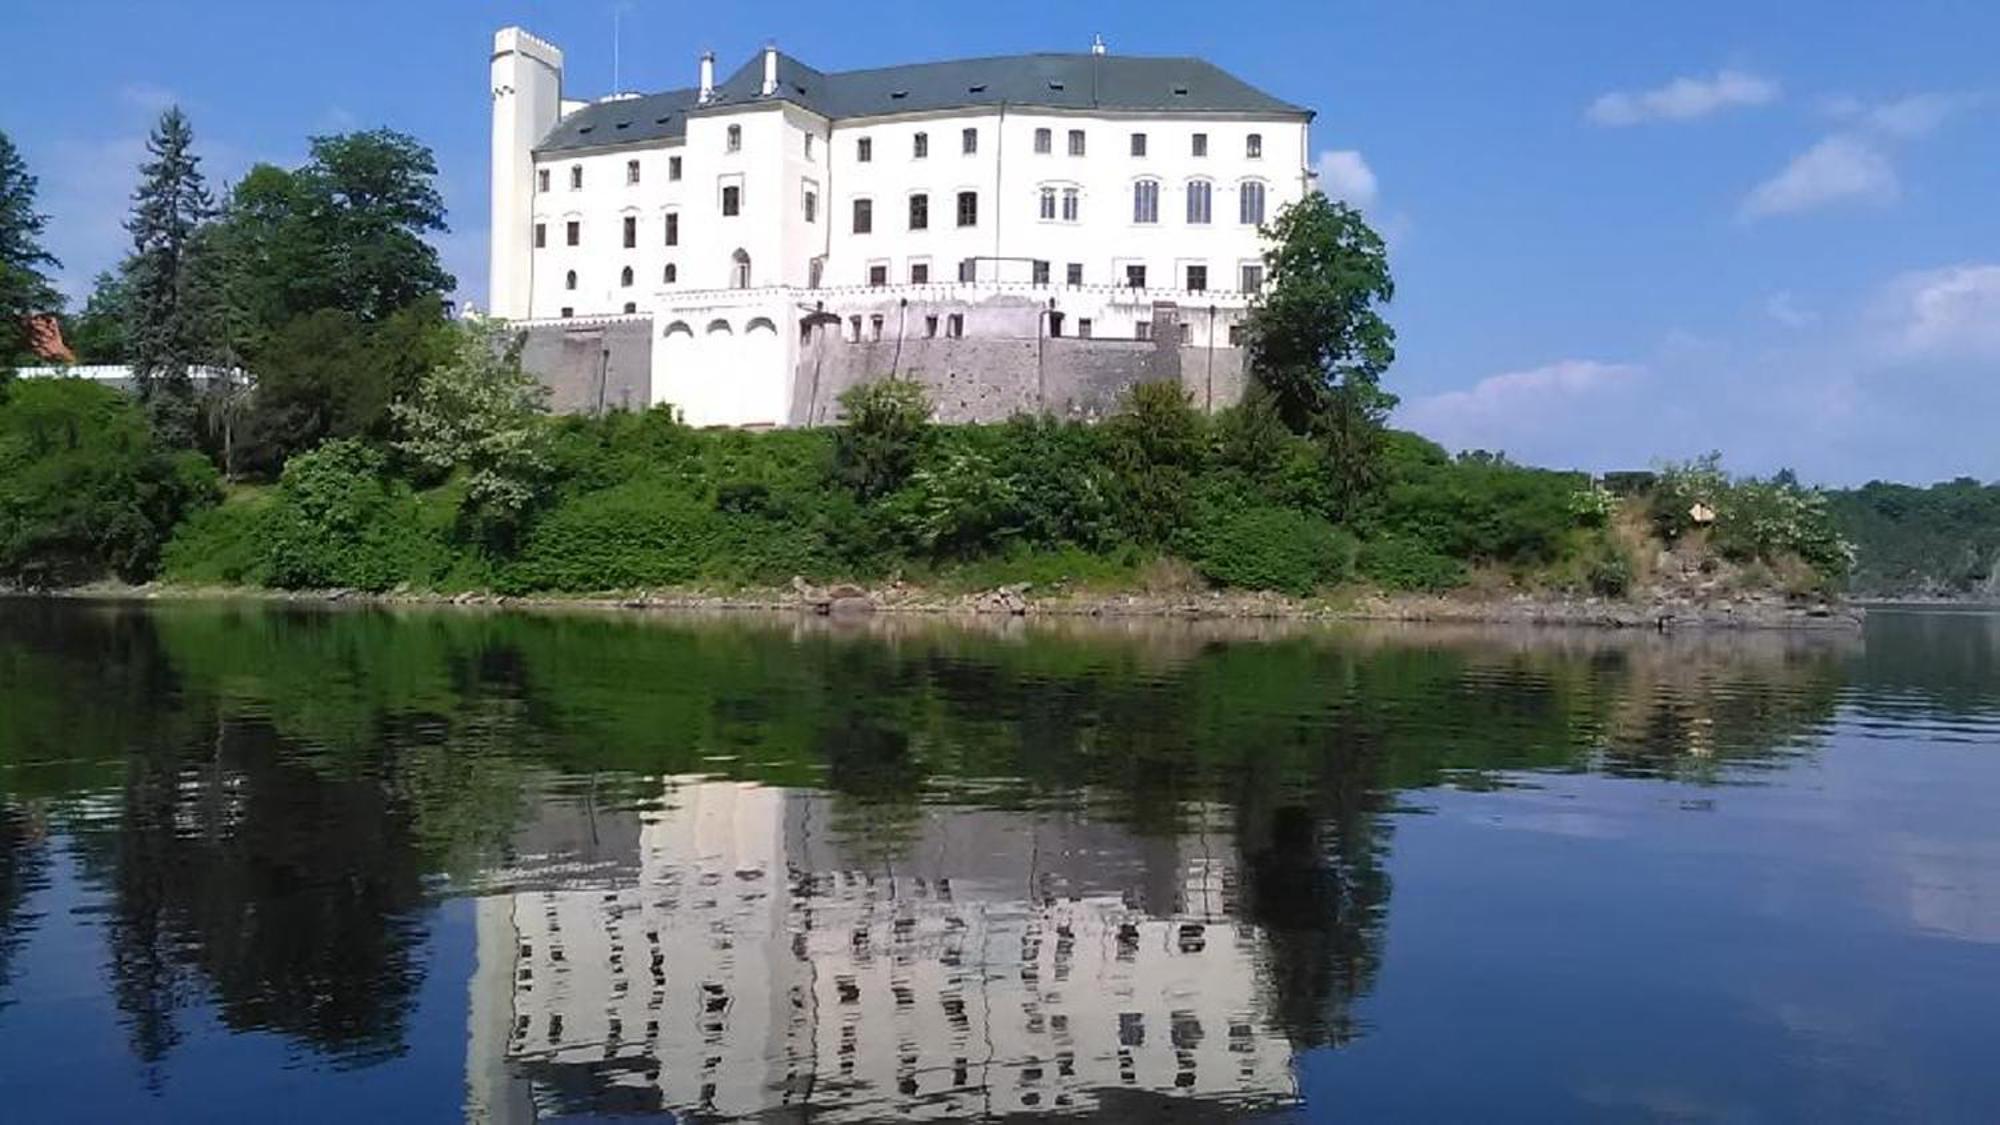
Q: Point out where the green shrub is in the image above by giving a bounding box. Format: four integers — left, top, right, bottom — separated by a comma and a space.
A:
264, 439, 445, 590
1102, 381, 1207, 544
834, 379, 931, 499
162, 490, 275, 586
1358, 536, 1466, 592
1181, 504, 1356, 595
0, 379, 218, 585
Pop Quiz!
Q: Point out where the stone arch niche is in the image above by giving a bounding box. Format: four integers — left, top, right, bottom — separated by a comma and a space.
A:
653, 320, 696, 410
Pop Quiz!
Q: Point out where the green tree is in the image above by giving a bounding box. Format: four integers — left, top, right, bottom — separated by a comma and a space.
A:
124, 107, 220, 445
833, 378, 932, 500
1102, 380, 1207, 544
392, 317, 549, 537
65, 271, 131, 364
1242, 193, 1397, 513
0, 130, 62, 372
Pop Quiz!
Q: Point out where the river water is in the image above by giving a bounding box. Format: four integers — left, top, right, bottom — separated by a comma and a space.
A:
0, 600, 1995, 1122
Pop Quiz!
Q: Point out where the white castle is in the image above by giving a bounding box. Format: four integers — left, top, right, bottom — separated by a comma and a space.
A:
488, 27, 1314, 425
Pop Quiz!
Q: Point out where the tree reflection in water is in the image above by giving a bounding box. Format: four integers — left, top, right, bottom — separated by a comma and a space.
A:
0, 601, 1856, 1115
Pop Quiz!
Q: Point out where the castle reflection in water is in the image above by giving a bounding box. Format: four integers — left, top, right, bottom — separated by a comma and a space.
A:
467, 777, 1302, 1121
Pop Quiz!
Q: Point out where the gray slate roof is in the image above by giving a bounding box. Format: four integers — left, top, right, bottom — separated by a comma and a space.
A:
537, 51, 1309, 154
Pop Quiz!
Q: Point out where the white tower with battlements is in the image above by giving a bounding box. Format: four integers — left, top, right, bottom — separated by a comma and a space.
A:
490, 29, 566, 320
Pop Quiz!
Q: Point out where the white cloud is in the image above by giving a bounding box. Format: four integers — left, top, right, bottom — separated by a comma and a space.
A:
1827, 92, 1978, 139
1398, 360, 1644, 463
1874, 264, 2000, 359
1765, 290, 1818, 328
1586, 69, 1779, 126
1741, 134, 1898, 219
1314, 149, 1378, 209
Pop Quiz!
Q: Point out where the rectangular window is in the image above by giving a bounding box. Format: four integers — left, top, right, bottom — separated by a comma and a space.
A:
869, 265, 887, 287
1187, 180, 1212, 224
805, 133, 815, 160
1032, 260, 1050, 285
569, 165, 582, 189
913, 132, 928, 159
957, 258, 975, 283
1049, 311, 1063, 338
1192, 133, 1208, 157
1061, 187, 1080, 222
1228, 323, 1245, 346
1066, 262, 1082, 286
669, 156, 682, 181
924, 314, 939, 338
1130, 132, 1147, 157
1126, 264, 1147, 289
910, 262, 930, 284
565, 220, 580, 246
533, 223, 546, 248
870, 314, 884, 341
961, 127, 978, 155
1246, 132, 1263, 159
1178, 322, 1192, 345
1186, 264, 1207, 292
947, 313, 965, 338
908, 193, 928, 230
956, 191, 977, 227
722, 185, 741, 216
857, 136, 872, 162
1133, 180, 1159, 224
1240, 263, 1264, 291
1077, 317, 1092, 338
626, 159, 640, 185
560, 306, 574, 318
852, 197, 872, 234
622, 216, 637, 248
1134, 320, 1152, 341
1239, 181, 1266, 225
537, 169, 550, 192
804, 188, 818, 223
1068, 129, 1086, 156
664, 213, 679, 246
1034, 127, 1052, 154
726, 125, 741, 153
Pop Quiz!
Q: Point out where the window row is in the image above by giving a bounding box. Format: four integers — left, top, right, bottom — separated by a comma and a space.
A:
538, 157, 685, 193
854, 259, 1266, 292
849, 191, 980, 232
552, 250, 752, 305
1133, 178, 1265, 225
837, 181, 1263, 235
534, 211, 688, 250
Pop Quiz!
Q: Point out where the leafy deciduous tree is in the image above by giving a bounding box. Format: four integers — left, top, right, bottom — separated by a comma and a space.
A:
392, 317, 549, 536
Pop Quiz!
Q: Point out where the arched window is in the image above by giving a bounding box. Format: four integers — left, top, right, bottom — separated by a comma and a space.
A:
1132, 179, 1159, 224
663, 263, 678, 284
1039, 186, 1056, 220
564, 269, 577, 290
1239, 180, 1267, 226
1186, 180, 1212, 225
1062, 187, 1080, 222
620, 265, 634, 288
731, 249, 751, 290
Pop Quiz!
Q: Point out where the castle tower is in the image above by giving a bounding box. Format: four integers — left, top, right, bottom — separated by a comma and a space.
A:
490, 28, 564, 320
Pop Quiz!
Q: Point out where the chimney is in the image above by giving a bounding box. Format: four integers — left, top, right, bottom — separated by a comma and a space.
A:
698, 51, 715, 103
1091, 34, 1107, 55
761, 43, 779, 96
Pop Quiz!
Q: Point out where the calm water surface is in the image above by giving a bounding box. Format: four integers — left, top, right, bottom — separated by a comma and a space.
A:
0, 601, 1996, 1122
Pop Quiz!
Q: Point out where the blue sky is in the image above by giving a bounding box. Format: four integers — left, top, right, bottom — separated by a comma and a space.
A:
6, 0, 1997, 484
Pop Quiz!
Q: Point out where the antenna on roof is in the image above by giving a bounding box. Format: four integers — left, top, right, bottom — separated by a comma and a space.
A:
1091, 34, 1107, 55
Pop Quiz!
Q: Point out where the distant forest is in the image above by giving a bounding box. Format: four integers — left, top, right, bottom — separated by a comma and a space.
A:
1828, 479, 2000, 599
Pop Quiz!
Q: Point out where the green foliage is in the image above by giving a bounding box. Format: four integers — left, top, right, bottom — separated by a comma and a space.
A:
0, 379, 217, 585
1242, 192, 1397, 435
263, 439, 442, 590
392, 316, 550, 538
501, 480, 825, 593
64, 271, 130, 365
1357, 536, 1466, 592
1653, 454, 1854, 579
124, 107, 222, 446
1101, 380, 1207, 544
161, 488, 274, 586
1181, 503, 1356, 595
1372, 457, 1592, 567
833, 378, 932, 499
1826, 477, 2000, 596
0, 129, 62, 368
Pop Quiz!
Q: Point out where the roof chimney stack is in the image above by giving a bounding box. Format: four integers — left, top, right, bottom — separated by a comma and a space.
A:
761, 42, 778, 96
1091, 34, 1106, 55
698, 51, 715, 103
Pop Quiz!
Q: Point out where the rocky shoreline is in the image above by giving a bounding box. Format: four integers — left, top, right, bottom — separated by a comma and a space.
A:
22, 579, 1866, 631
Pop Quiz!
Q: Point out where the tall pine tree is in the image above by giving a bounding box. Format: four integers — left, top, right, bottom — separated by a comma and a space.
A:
124, 107, 218, 444
0, 130, 62, 373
